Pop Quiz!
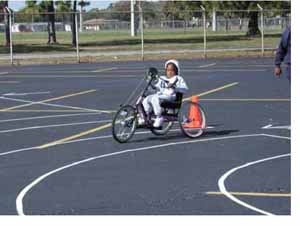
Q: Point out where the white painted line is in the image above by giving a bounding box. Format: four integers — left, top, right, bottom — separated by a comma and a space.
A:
262, 124, 272, 129
0, 72, 8, 75
3, 92, 51, 96
0, 120, 112, 134
0, 112, 100, 123
192, 69, 267, 72
261, 133, 291, 140
198, 63, 216, 68
218, 153, 290, 216
92, 67, 118, 73
0, 96, 109, 113
15, 133, 266, 215
261, 124, 291, 130
0, 147, 39, 157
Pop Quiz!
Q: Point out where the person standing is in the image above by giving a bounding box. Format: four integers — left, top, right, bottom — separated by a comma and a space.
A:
274, 26, 291, 81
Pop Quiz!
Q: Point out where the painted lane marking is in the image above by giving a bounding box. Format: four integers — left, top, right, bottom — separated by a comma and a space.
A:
185, 69, 267, 72
0, 90, 97, 112
0, 120, 112, 134
261, 133, 291, 140
262, 124, 291, 130
0, 81, 20, 84
91, 67, 118, 73
0, 112, 100, 123
3, 92, 50, 96
218, 153, 291, 216
16, 133, 267, 215
206, 191, 290, 198
37, 123, 113, 149
198, 63, 216, 68
0, 96, 112, 113
0, 110, 98, 113
200, 98, 290, 102
183, 82, 239, 101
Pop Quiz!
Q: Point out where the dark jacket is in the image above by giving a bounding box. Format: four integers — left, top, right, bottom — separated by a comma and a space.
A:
275, 27, 291, 66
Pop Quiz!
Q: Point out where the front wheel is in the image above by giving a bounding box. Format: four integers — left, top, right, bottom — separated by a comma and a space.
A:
112, 105, 137, 143
179, 101, 206, 138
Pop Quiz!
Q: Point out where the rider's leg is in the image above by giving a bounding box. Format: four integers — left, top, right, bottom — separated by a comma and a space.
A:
141, 95, 155, 125
152, 94, 177, 127
151, 94, 166, 128
142, 94, 154, 115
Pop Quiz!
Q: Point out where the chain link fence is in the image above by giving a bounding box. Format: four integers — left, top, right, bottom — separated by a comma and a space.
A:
0, 8, 290, 64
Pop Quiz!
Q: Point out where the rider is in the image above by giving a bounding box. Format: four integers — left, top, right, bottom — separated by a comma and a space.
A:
142, 59, 188, 128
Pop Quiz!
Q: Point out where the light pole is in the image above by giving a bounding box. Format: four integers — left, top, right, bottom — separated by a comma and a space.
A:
257, 4, 264, 56
131, 0, 136, 37
200, 5, 207, 58
5, 6, 13, 65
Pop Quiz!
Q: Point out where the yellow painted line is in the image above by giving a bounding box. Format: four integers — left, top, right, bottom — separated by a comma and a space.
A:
200, 98, 290, 102
0, 89, 96, 112
0, 81, 20, 84
92, 67, 118, 73
206, 191, 291, 198
183, 82, 239, 101
38, 123, 112, 149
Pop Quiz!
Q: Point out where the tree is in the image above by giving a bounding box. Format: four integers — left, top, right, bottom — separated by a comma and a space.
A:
55, 0, 72, 25
0, 0, 10, 46
24, 0, 39, 23
165, 1, 291, 37
40, 0, 57, 44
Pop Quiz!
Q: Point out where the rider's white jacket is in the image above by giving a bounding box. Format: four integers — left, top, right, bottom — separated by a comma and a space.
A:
154, 75, 188, 97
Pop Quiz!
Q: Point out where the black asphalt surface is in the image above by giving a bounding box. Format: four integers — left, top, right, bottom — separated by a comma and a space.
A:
0, 57, 291, 215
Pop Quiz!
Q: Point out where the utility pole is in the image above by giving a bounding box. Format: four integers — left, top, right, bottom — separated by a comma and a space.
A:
131, 0, 136, 37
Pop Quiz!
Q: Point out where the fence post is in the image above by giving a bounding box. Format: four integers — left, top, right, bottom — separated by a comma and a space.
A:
200, 6, 207, 58
75, 11, 80, 63
257, 4, 264, 56
5, 7, 13, 65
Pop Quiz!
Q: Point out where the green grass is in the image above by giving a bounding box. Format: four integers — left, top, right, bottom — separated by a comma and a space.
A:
0, 29, 282, 54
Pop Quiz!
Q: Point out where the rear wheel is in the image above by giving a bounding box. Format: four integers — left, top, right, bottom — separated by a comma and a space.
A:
179, 101, 206, 138
112, 105, 137, 143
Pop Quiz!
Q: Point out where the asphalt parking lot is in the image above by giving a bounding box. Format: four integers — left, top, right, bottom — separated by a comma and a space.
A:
0, 57, 290, 215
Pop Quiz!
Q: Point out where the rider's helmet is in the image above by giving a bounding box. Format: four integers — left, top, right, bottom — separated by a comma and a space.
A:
164, 59, 180, 75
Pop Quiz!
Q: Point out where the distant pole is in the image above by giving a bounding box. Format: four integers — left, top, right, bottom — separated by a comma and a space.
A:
5, 7, 13, 65
212, 7, 217, 32
257, 4, 264, 56
75, 12, 80, 63
200, 6, 207, 58
79, 5, 83, 32
138, 1, 144, 60
131, 0, 136, 37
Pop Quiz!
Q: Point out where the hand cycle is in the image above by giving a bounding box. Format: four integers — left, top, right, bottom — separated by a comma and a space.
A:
112, 67, 207, 143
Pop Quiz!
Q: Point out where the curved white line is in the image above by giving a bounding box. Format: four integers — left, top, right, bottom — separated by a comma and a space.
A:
218, 153, 291, 216
0, 112, 100, 123
16, 133, 266, 215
